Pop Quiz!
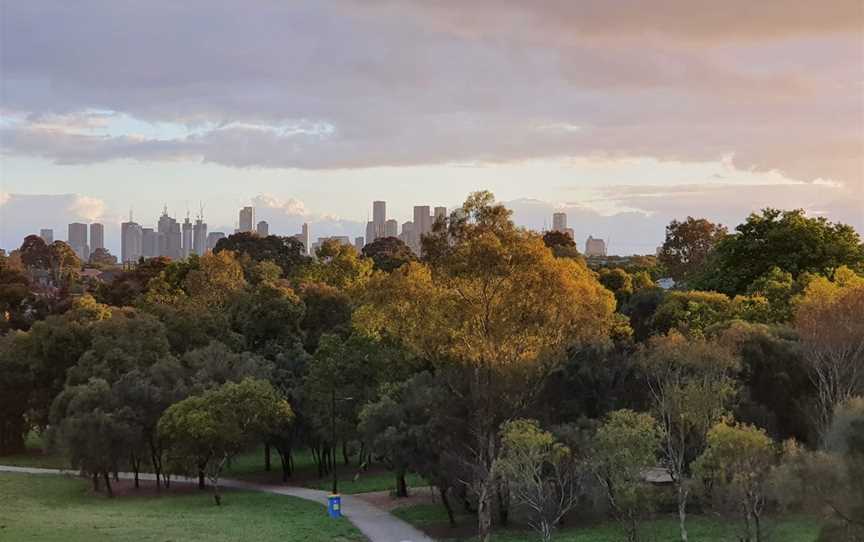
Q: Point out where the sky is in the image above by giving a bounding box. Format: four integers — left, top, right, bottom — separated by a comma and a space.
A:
1, 1, 862, 255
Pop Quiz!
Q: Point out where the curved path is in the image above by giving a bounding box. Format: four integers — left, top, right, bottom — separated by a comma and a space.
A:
0, 465, 434, 542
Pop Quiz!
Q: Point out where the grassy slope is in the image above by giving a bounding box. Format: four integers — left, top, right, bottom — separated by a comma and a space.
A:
0, 472, 365, 542
394, 503, 823, 542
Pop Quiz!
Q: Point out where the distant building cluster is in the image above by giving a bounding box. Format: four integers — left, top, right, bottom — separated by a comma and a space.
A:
36, 201, 614, 266
364, 200, 448, 254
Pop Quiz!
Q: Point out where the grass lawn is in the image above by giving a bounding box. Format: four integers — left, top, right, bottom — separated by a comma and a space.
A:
393, 503, 823, 541
0, 472, 365, 542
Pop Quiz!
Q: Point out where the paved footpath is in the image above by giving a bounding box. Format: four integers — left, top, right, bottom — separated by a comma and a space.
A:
0, 465, 434, 542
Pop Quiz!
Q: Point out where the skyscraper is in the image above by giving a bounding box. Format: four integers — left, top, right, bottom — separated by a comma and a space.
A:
365, 221, 375, 246
434, 206, 447, 222
121, 220, 143, 263
157, 208, 181, 259
193, 214, 207, 256
399, 221, 414, 246
584, 236, 607, 257
68, 222, 89, 260
412, 205, 432, 250
552, 212, 567, 232
207, 232, 226, 251
182, 216, 193, 258
89, 223, 104, 252
354, 236, 365, 252
385, 219, 398, 238
292, 223, 310, 255
39, 229, 54, 244
256, 220, 269, 236
372, 200, 386, 239
142, 228, 158, 258
239, 206, 255, 232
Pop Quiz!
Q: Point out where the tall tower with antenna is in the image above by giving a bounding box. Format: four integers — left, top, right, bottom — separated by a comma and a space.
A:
193, 202, 208, 256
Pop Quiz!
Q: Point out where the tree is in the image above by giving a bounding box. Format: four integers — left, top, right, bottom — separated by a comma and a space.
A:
88, 248, 118, 266
0, 332, 34, 454
598, 268, 634, 307
213, 232, 311, 278
542, 231, 581, 260
302, 240, 373, 291
362, 236, 416, 272
795, 267, 864, 441
0, 252, 32, 332
229, 281, 304, 356
651, 290, 734, 337
658, 217, 727, 283
47, 241, 81, 286
357, 191, 615, 541
299, 282, 352, 353
693, 420, 776, 542
640, 332, 739, 542
49, 378, 134, 496
158, 378, 293, 504
694, 209, 864, 296
494, 419, 582, 542
19, 235, 51, 271
592, 410, 661, 542
95, 256, 171, 307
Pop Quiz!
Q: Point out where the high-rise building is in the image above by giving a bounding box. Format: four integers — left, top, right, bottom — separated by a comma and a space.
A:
182, 216, 193, 258
121, 220, 143, 263
68, 222, 89, 260
193, 217, 208, 256
584, 236, 607, 257
551, 212, 575, 241
207, 232, 226, 251
39, 229, 54, 244
385, 219, 399, 238
157, 207, 181, 259
239, 206, 255, 232
354, 236, 365, 252
399, 221, 414, 246
292, 223, 310, 255
434, 206, 447, 223
256, 220, 269, 237
365, 221, 375, 246
89, 223, 104, 251
412, 205, 432, 250
552, 212, 567, 232
372, 200, 386, 240
142, 228, 158, 258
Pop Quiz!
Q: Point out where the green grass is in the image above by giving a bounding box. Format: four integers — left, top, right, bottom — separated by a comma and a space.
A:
225, 446, 428, 495
0, 472, 365, 542
393, 503, 823, 541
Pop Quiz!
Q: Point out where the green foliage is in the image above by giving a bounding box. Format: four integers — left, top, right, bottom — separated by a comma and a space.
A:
693, 420, 776, 542
213, 231, 311, 278
592, 409, 661, 542
658, 217, 727, 284
652, 290, 734, 337
598, 267, 634, 307
302, 240, 373, 291
694, 208, 864, 296
495, 419, 580, 541
299, 281, 352, 353
159, 378, 293, 504
0, 252, 32, 332
362, 236, 417, 272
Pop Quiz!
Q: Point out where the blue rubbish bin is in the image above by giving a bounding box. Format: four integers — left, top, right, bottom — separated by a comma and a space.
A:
328, 494, 342, 518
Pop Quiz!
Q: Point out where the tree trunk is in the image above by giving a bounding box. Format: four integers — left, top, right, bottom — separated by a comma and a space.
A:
496, 478, 510, 527
92, 473, 100, 492
677, 482, 689, 542
477, 484, 493, 542
103, 472, 113, 498
264, 443, 271, 472
342, 440, 350, 466
440, 486, 456, 526
198, 468, 206, 490
149, 437, 163, 490
395, 469, 409, 498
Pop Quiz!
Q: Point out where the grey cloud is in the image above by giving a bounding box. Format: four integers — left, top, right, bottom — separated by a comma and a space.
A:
1, 1, 861, 192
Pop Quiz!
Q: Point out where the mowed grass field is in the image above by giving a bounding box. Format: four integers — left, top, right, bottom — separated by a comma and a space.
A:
0, 473, 365, 542
393, 502, 823, 542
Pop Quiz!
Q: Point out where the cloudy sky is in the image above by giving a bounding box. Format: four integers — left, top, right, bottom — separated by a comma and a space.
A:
1, 1, 862, 254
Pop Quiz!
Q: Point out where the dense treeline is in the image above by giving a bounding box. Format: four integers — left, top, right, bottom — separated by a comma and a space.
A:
1, 193, 863, 541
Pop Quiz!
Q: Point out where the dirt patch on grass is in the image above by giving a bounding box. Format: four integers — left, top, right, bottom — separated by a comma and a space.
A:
92, 478, 217, 498
354, 486, 438, 511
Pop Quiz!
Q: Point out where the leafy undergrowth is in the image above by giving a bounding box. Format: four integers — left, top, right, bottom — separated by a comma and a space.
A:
393, 502, 823, 542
